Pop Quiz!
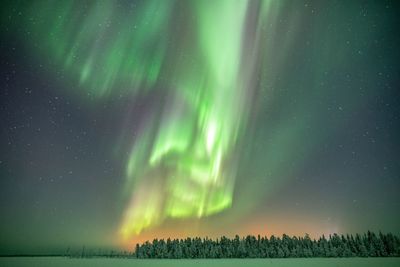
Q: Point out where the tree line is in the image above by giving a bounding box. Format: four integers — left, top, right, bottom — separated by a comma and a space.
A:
134, 231, 400, 258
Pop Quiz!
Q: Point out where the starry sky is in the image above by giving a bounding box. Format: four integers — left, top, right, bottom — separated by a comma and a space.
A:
1, 0, 399, 255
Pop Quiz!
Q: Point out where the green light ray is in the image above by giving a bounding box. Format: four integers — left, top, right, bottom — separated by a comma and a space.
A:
120, 0, 253, 238
28, 0, 172, 97
21, 0, 276, 241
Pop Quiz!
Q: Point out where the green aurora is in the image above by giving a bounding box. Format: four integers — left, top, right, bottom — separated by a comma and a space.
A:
21, 0, 287, 240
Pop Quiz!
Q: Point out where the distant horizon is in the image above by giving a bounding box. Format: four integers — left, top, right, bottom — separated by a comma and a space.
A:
2, 230, 400, 256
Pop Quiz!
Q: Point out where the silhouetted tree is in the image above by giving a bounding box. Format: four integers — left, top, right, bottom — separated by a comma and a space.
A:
133, 231, 400, 259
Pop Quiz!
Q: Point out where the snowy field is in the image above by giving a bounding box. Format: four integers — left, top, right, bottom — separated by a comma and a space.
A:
1, 257, 400, 267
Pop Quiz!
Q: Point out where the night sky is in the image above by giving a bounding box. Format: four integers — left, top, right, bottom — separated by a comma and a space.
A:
1, 0, 399, 254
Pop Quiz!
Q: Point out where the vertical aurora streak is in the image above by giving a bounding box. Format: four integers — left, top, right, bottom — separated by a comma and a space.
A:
120, 1, 251, 238
22, 0, 277, 241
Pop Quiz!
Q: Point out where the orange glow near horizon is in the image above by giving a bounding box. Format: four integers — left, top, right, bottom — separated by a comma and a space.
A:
116, 212, 342, 250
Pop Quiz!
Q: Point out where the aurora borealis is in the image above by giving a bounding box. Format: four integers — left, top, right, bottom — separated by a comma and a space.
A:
1, 0, 400, 254
120, 1, 250, 238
